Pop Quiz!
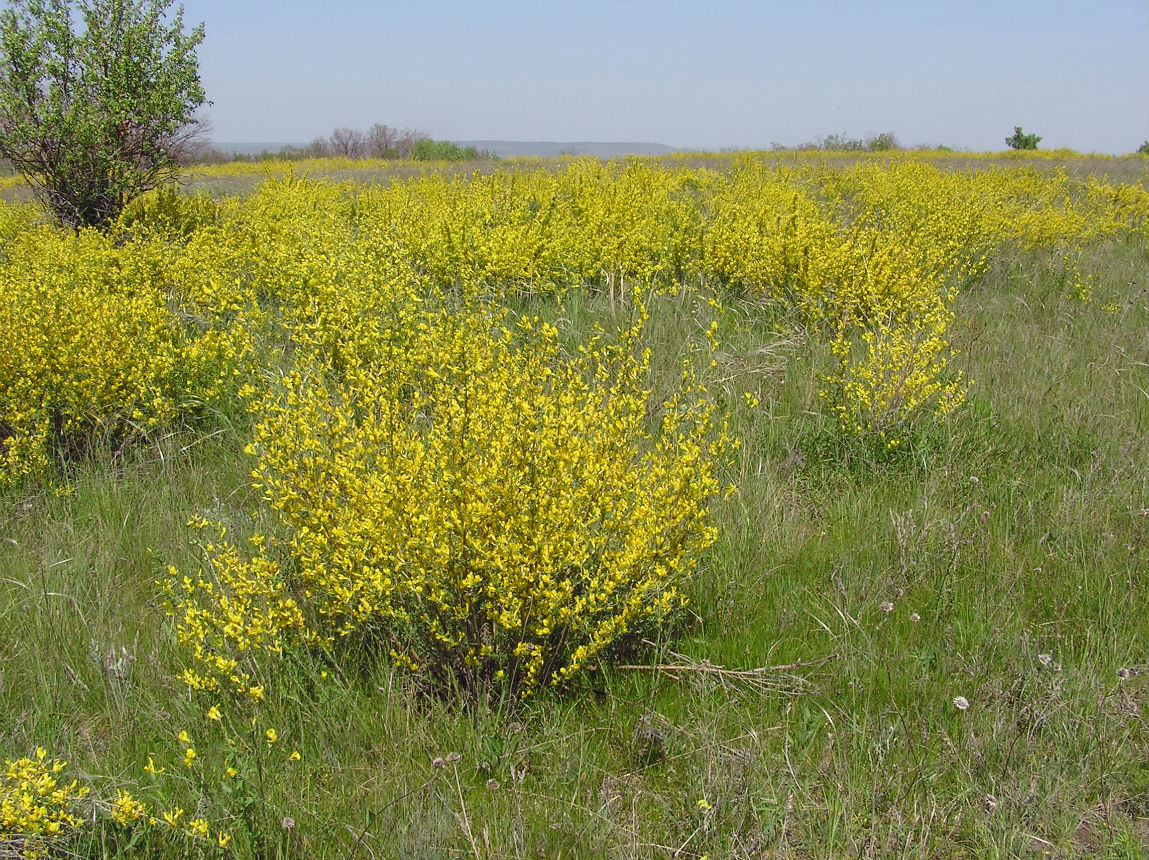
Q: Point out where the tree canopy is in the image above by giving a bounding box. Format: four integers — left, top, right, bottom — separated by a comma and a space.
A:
0, 0, 206, 228
1005, 126, 1041, 151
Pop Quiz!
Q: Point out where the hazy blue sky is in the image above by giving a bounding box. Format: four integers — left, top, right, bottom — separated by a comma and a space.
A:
183, 0, 1147, 153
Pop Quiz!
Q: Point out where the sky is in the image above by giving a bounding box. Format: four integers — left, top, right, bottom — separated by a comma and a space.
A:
182, 0, 1148, 153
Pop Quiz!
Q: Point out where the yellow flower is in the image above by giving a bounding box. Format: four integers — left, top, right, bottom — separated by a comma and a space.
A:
206, 705, 222, 721
162, 807, 184, 827
265, 728, 278, 744
288, 750, 301, 761
183, 747, 197, 768
110, 789, 147, 826
144, 755, 165, 775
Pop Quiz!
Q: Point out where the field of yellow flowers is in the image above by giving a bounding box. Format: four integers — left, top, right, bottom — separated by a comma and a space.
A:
1, 152, 1147, 858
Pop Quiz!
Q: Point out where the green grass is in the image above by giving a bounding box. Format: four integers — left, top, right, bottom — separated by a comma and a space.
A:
2, 219, 1148, 857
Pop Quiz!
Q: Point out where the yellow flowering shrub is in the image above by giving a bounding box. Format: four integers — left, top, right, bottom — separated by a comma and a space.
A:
0, 745, 233, 857
703, 161, 834, 309
702, 160, 973, 440
171, 292, 731, 698
0, 222, 254, 488
118, 185, 221, 240
3, 154, 1144, 486
0, 199, 42, 247
0, 749, 87, 859
169, 535, 311, 699
821, 302, 966, 440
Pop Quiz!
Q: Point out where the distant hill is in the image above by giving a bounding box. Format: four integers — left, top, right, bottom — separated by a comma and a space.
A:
453, 141, 680, 158
210, 141, 682, 159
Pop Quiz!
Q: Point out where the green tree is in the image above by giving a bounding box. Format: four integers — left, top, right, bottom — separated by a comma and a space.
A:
1005, 126, 1041, 150
412, 138, 480, 162
0, 0, 206, 229
1138, 141, 1149, 156
865, 131, 900, 152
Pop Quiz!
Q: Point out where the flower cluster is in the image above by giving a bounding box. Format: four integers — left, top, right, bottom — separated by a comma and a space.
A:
0, 749, 87, 858
0, 745, 234, 857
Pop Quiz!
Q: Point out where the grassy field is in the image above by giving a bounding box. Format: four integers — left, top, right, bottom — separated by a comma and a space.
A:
1, 153, 1147, 859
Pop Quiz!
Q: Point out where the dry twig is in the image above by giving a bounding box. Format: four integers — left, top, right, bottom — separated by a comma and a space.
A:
615, 642, 834, 695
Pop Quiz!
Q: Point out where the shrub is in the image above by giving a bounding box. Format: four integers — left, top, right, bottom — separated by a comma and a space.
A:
821, 133, 866, 152
0, 749, 87, 857
1005, 126, 1041, 150
0, 0, 207, 229
0, 223, 253, 488
866, 131, 900, 152
0, 746, 234, 857
821, 302, 967, 445
411, 138, 483, 162
172, 295, 733, 700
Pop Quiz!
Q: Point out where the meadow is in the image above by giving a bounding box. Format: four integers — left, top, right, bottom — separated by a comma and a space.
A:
1, 151, 1147, 859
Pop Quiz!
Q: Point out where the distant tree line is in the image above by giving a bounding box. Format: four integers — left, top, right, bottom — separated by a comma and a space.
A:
766, 131, 902, 153
188, 123, 492, 165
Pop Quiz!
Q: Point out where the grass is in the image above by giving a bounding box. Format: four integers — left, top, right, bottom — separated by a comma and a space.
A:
2, 171, 1148, 858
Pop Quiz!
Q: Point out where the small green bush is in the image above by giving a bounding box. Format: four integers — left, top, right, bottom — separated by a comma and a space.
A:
1005, 126, 1041, 150
411, 139, 486, 162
